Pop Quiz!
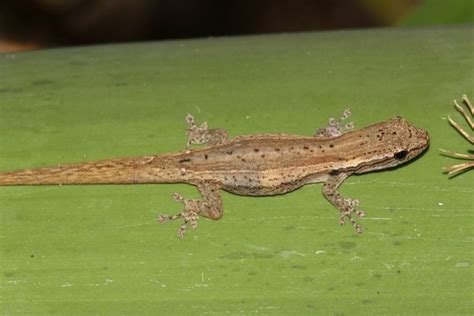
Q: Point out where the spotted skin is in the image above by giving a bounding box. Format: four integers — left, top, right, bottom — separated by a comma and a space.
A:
0, 110, 429, 238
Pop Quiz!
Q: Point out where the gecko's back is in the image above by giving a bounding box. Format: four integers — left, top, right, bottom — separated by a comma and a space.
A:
0, 117, 428, 192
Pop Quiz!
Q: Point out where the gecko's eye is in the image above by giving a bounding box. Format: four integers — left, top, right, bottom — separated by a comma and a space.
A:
394, 150, 408, 160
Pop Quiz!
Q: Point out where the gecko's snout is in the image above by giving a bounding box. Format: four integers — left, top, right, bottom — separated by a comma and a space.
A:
417, 127, 430, 148
405, 124, 430, 160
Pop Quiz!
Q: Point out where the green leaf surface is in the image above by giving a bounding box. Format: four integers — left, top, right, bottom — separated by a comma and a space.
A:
399, 0, 474, 26
1, 26, 473, 315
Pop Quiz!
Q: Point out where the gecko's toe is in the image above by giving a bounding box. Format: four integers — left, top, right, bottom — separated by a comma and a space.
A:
177, 223, 187, 238
338, 210, 364, 234
349, 217, 364, 234
157, 212, 182, 223
158, 215, 168, 224
190, 216, 198, 230
173, 192, 184, 202
338, 217, 345, 225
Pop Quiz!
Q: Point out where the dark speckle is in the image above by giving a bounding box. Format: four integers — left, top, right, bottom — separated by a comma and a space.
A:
204, 154, 208, 160
303, 146, 309, 150
274, 148, 280, 152
226, 151, 233, 155
253, 148, 260, 152
329, 144, 334, 148
178, 158, 191, 163
260, 154, 265, 158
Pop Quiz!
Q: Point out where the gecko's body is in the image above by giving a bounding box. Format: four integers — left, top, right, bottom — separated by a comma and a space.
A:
0, 112, 429, 237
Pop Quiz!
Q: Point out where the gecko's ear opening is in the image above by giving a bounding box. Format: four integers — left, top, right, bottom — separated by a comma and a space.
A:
394, 150, 408, 160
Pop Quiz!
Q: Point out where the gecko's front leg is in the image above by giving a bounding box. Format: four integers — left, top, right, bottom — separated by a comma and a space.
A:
322, 172, 366, 233
315, 109, 354, 137
158, 182, 223, 238
185, 113, 228, 149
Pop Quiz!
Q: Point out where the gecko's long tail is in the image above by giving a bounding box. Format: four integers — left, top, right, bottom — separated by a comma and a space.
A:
0, 157, 153, 186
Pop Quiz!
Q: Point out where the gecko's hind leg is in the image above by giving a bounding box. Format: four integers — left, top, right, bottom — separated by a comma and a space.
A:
158, 182, 223, 238
185, 113, 228, 149
322, 172, 366, 233
315, 109, 354, 137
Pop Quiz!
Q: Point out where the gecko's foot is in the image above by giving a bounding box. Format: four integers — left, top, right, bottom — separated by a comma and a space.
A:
157, 192, 200, 238
338, 198, 365, 234
315, 109, 354, 137
185, 113, 228, 149
157, 184, 224, 238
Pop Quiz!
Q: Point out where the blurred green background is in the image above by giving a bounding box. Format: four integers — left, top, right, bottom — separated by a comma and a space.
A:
0, 0, 473, 315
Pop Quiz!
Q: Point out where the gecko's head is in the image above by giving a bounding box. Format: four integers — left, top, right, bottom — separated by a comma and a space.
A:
355, 117, 430, 173
391, 116, 430, 162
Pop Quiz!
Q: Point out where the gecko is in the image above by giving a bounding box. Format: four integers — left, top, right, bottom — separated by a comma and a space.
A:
0, 110, 429, 237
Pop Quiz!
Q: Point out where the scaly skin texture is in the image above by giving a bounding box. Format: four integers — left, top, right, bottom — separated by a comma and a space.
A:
0, 111, 429, 237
